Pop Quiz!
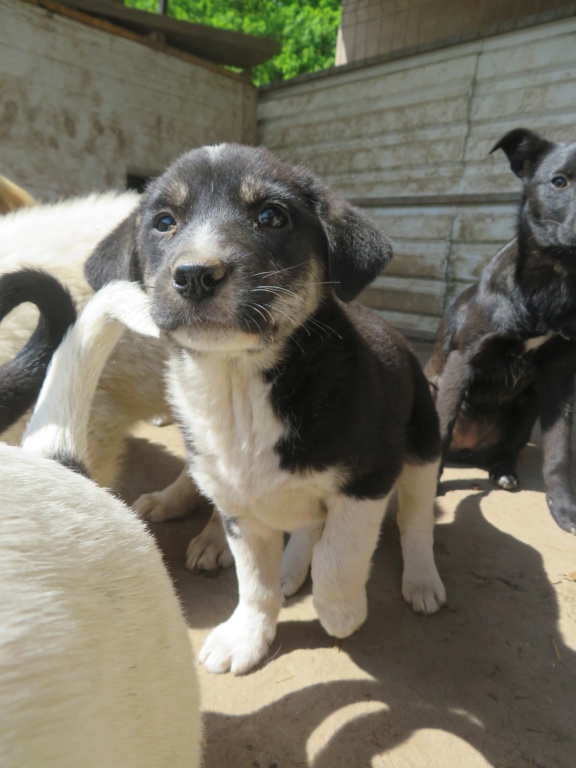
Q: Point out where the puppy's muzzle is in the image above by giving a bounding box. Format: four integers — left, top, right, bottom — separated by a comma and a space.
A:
172, 262, 227, 301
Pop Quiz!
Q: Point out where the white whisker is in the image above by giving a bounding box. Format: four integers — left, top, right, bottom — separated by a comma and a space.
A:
253, 262, 307, 279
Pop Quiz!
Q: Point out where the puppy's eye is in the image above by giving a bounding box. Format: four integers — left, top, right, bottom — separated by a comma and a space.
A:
551, 175, 568, 189
258, 205, 288, 229
154, 214, 176, 232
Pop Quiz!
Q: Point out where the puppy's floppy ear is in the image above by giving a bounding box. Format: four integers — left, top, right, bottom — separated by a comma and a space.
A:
490, 128, 554, 179
84, 210, 142, 290
316, 192, 393, 303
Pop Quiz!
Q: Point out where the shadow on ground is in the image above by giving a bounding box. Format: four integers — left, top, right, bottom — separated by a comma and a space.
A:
118, 429, 576, 768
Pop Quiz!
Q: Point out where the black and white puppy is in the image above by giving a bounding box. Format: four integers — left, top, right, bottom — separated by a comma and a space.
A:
86, 144, 446, 675
426, 128, 576, 535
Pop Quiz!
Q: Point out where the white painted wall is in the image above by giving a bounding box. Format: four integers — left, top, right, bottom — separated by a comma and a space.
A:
258, 17, 576, 335
0, 0, 256, 199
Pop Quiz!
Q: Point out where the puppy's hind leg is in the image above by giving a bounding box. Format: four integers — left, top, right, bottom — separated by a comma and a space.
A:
396, 459, 446, 614
281, 523, 324, 598
487, 392, 539, 491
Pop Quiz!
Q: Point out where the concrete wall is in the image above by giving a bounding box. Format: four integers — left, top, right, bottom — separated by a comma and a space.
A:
258, 17, 576, 336
0, 0, 257, 199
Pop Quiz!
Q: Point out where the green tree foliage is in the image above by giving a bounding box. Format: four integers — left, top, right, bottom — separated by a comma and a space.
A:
125, 0, 342, 86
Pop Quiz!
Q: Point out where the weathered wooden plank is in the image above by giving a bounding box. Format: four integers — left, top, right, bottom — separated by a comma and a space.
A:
258, 92, 469, 152
372, 308, 441, 338
450, 205, 517, 244
360, 274, 445, 316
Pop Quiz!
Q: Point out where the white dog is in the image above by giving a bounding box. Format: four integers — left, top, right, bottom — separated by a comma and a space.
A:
0, 194, 231, 572
0, 276, 202, 767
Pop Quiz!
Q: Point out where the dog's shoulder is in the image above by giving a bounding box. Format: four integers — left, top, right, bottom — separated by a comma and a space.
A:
266, 297, 432, 488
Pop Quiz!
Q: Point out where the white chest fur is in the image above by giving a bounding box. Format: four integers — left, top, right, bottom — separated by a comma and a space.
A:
166, 351, 337, 530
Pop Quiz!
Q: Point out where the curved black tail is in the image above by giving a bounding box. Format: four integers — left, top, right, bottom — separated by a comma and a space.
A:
0, 269, 77, 433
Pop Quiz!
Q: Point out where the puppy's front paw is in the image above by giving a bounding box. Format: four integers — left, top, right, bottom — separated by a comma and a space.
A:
186, 514, 234, 572
133, 490, 186, 522
313, 588, 367, 638
199, 608, 276, 675
402, 566, 446, 614
489, 464, 518, 491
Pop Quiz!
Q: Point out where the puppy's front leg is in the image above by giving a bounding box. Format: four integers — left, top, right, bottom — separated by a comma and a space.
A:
396, 459, 446, 612
199, 516, 283, 675
540, 375, 576, 534
312, 495, 389, 638
434, 349, 469, 470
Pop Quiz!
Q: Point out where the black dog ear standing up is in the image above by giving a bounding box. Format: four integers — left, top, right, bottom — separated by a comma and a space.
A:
84, 209, 142, 291
315, 190, 393, 303
490, 128, 555, 179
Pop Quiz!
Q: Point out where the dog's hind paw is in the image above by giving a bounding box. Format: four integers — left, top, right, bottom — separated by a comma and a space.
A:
186, 513, 234, 572
199, 608, 275, 675
402, 569, 446, 614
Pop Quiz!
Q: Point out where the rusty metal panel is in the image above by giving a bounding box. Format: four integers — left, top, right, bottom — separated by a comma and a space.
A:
0, 0, 256, 199
258, 16, 576, 335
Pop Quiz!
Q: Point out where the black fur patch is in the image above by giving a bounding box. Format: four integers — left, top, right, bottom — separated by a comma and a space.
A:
49, 452, 91, 478
266, 297, 440, 500
221, 513, 241, 539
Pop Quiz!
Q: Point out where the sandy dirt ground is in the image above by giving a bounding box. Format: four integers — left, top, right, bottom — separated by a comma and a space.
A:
115, 342, 576, 768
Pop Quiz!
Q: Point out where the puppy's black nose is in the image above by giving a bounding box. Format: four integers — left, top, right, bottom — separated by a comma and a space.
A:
172, 263, 227, 301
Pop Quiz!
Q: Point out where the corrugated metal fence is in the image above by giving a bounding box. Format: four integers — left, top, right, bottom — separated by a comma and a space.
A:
258, 16, 576, 337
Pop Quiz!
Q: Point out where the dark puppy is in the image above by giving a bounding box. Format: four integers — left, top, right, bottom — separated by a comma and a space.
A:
86, 144, 446, 674
426, 128, 576, 534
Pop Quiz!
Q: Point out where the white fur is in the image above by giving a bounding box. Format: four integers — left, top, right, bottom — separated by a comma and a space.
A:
397, 460, 447, 613
0, 283, 202, 767
281, 523, 324, 598
0, 448, 202, 768
23, 282, 159, 461
0, 193, 138, 272
0, 193, 233, 572
312, 495, 391, 638
0, 195, 170, 483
